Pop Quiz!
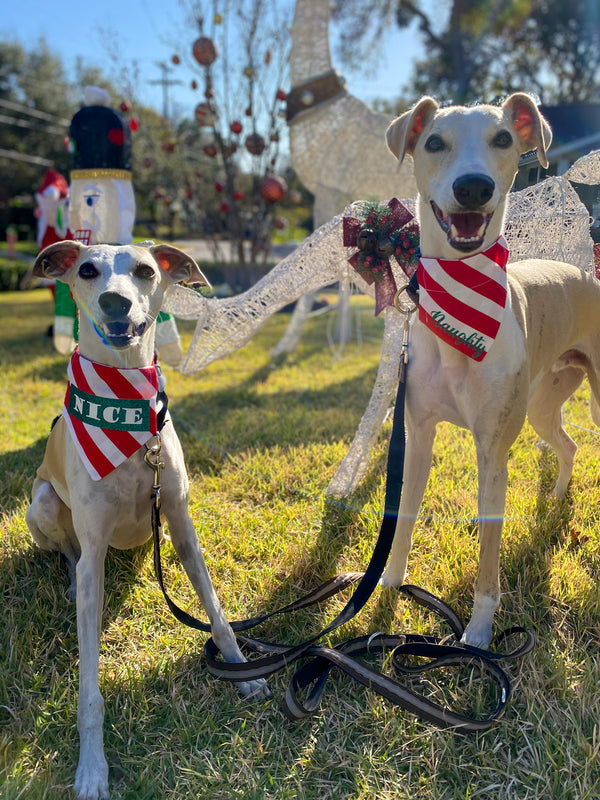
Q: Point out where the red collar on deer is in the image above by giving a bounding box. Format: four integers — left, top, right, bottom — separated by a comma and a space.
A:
417, 236, 510, 361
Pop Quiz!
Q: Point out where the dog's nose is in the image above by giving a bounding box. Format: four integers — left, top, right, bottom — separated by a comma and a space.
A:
452, 174, 495, 209
99, 291, 132, 318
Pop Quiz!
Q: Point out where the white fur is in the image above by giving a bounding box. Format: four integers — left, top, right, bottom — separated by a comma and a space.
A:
26, 242, 268, 800
382, 94, 600, 647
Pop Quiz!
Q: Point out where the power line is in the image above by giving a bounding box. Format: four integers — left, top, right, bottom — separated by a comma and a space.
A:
0, 112, 65, 136
0, 98, 70, 126
0, 148, 54, 166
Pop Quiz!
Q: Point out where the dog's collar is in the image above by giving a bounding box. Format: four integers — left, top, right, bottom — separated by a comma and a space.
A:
61, 350, 167, 480
416, 236, 510, 362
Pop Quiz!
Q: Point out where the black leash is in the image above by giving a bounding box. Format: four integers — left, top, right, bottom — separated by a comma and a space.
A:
146, 305, 534, 730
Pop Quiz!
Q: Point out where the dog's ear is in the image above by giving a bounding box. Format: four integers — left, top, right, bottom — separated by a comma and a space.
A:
386, 96, 439, 163
502, 93, 552, 169
150, 244, 211, 288
33, 241, 83, 280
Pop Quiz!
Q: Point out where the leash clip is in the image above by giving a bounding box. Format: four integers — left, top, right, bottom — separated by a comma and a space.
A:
144, 434, 165, 506
393, 284, 416, 380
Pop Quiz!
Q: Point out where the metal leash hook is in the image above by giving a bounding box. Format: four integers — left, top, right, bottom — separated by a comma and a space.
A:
144, 434, 165, 509
393, 283, 417, 382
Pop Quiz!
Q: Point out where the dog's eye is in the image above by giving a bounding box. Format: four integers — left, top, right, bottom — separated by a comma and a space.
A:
135, 265, 156, 280
493, 130, 513, 149
424, 134, 444, 153
78, 262, 99, 280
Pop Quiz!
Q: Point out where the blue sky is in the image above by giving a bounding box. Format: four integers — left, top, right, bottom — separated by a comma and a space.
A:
0, 0, 424, 116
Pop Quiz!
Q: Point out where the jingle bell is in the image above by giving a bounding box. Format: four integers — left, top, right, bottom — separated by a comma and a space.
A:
356, 228, 377, 253
376, 237, 395, 258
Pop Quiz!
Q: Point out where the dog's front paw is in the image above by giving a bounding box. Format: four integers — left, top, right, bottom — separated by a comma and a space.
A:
238, 677, 271, 701
460, 618, 493, 650
74, 758, 109, 800
380, 564, 406, 588
461, 595, 498, 649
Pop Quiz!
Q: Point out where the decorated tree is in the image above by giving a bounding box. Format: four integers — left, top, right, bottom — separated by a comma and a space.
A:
167, 0, 294, 271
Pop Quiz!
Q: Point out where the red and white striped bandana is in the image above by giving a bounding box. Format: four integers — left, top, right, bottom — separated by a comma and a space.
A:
417, 236, 510, 362
62, 350, 164, 480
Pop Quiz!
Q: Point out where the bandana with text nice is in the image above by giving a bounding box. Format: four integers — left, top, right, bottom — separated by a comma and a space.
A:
417, 236, 510, 361
62, 350, 164, 480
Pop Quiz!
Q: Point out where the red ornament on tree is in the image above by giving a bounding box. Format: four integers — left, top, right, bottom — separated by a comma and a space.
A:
193, 36, 218, 66
233, 190, 244, 201
245, 133, 266, 156
195, 102, 215, 125
119, 101, 130, 113
259, 176, 287, 203
230, 120, 243, 134
203, 142, 218, 158
129, 118, 139, 132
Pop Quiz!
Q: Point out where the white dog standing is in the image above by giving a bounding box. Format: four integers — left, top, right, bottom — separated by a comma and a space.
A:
381, 94, 600, 647
26, 241, 267, 800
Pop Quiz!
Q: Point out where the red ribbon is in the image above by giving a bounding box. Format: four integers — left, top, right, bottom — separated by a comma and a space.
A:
343, 198, 415, 315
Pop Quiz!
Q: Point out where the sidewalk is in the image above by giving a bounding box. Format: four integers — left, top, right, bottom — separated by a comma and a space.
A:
172, 238, 298, 264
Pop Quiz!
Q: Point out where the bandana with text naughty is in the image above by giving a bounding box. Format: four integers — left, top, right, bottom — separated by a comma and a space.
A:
417, 236, 510, 361
62, 350, 164, 480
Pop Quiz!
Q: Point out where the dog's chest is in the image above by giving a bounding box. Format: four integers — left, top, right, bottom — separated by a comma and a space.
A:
408, 311, 526, 428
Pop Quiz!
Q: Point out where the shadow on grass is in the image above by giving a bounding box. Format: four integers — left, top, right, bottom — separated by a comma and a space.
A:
0, 437, 48, 516
172, 366, 381, 471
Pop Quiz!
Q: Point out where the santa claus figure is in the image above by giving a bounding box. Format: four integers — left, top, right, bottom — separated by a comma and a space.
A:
35, 168, 70, 250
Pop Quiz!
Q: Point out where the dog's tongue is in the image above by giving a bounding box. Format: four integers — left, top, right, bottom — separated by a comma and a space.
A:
448, 212, 486, 240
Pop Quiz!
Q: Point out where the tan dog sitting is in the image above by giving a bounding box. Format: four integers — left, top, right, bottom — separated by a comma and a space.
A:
380, 94, 600, 647
27, 241, 268, 800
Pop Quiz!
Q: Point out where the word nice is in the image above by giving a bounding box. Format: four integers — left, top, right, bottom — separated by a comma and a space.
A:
68, 384, 151, 430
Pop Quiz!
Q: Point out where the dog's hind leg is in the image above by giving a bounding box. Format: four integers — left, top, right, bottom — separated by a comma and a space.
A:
26, 478, 80, 599
527, 365, 585, 498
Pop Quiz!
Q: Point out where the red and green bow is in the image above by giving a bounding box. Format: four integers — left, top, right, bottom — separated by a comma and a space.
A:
343, 198, 419, 315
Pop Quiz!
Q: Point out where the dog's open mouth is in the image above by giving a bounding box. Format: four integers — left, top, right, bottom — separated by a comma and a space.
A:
99, 320, 147, 348
431, 201, 493, 253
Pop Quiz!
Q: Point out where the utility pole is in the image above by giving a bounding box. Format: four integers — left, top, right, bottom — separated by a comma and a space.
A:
149, 62, 183, 120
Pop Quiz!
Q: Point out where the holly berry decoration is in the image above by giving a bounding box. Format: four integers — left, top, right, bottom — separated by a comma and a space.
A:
259, 176, 287, 203
193, 37, 218, 66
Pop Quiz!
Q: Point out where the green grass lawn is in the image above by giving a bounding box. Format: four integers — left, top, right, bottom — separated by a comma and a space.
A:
1, 288, 600, 800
